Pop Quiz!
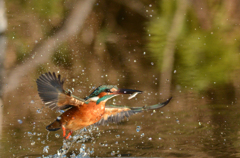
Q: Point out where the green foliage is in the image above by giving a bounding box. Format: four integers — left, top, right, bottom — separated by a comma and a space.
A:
52, 44, 73, 69
147, 16, 170, 68
147, 0, 240, 92
16, 43, 30, 63
175, 31, 238, 91
36, 64, 49, 75
31, 0, 64, 18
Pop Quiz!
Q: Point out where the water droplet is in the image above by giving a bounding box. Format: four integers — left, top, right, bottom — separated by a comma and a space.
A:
36, 109, 42, 114
55, 134, 60, 138
111, 151, 115, 156
141, 133, 145, 137
31, 141, 35, 146
143, 52, 146, 55
28, 132, 32, 136
18, 119, 23, 124
174, 70, 177, 73
148, 137, 152, 141
214, 82, 216, 84
43, 146, 49, 153
72, 79, 75, 82
57, 116, 61, 120
151, 62, 154, 65
136, 126, 141, 132
115, 135, 120, 138
30, 100, 34, 104
149, 4, 152, 7
159, 137, 162, 140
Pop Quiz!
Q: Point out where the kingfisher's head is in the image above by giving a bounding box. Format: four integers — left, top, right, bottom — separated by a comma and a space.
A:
84, 85, 142, 104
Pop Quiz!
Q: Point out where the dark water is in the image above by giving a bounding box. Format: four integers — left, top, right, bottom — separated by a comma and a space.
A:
1, 85, 240, 158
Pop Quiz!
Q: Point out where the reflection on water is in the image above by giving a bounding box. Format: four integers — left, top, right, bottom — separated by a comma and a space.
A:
1, 85, 240, 157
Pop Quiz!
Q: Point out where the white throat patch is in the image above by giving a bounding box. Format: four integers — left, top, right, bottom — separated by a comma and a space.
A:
87, 96, 99, 102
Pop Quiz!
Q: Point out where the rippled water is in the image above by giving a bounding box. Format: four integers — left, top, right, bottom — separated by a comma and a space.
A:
1, 88, 240, 158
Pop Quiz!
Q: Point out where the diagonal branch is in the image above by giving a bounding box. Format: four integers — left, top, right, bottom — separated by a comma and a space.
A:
4, 0, 96, 94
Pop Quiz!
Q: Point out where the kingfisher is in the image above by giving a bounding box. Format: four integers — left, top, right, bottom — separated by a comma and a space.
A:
36, 72, 172, 139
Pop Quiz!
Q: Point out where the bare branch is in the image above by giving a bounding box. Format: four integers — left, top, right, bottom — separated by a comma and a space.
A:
0, 0, 7, 98
4, 0, 96, 94
159, 0, 188, 99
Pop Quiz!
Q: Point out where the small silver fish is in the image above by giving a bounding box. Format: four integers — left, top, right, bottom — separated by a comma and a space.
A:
128, 92, 140, 100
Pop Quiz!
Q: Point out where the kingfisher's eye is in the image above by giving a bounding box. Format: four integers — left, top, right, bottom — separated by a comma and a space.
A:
105, 89, 111, 92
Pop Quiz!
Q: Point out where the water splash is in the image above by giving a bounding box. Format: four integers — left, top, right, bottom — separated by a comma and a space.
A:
43, 126, 99, 157
43, 146, 49, 153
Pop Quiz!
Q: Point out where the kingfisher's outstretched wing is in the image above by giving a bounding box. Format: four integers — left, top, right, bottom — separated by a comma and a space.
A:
94, 97, 172, 125
36, 72, 85, 111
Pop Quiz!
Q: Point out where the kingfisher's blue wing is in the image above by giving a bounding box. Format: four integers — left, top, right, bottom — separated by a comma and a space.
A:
94, 97, 172, 125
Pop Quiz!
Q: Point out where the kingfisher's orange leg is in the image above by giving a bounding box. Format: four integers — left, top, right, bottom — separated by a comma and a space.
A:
62, 126, 66, 137
65, 131, 73, 139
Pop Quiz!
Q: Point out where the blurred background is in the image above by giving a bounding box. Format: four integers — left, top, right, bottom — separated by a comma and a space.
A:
1, 0, 240, 157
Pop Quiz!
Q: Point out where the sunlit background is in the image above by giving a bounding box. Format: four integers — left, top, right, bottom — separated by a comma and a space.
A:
1, 0, 240, 157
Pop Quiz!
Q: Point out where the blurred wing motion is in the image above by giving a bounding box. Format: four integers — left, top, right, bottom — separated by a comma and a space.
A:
95, 97, 172, 125
36, 72, 85, 111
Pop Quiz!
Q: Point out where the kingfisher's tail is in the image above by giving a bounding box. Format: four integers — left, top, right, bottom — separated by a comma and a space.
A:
46, 120, 61, 131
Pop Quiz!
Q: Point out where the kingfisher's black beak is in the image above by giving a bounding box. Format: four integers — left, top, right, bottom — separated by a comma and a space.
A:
113, 89, 142, 94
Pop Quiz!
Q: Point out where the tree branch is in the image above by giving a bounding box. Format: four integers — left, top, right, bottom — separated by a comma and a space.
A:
4, 0, 96, 94
159, 0, 188, 99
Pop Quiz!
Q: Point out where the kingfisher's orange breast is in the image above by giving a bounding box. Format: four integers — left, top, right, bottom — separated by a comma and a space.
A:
60, 101, 105, 131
